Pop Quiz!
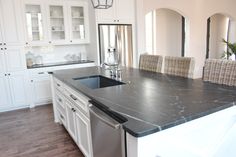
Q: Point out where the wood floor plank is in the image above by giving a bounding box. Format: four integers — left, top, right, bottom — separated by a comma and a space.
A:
0, 105, 84, 157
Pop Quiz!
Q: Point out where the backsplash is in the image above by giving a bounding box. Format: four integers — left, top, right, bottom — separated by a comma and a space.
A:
25, 45, 88, 66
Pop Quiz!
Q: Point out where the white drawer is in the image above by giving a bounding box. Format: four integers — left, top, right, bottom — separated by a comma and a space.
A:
57, 108, 67, 128
64, 85, 90, 117
54, 78, 65, 93
55, 91, 66, 114
31, 71, 50, 78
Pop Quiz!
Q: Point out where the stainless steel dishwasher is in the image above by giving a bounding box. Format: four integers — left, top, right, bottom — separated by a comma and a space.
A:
89, 101, 126, 157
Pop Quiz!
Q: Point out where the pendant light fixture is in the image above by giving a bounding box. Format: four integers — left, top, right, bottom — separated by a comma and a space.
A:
91, 0, 113, 9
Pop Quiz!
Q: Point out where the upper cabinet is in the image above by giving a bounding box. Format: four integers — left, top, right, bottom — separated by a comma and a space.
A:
0, 0, 23, 46
23, 0, 48, 45
95, 0, 135, 24
22, 0, 90, 46
67, 1, 89, 44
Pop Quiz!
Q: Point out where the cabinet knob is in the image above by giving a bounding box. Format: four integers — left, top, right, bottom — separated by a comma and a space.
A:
1, 48, 3, 50
3, 43, 6, 45
49, 41, 52, 44
117, 20, 120, 22
26, 42, 28, 45
70, 40, 72, 43
5, 74, 7, 76
114, 20, 116, 22
4, 48, 7, 50
31, 80, 33, 82
0, 43, 2, 46
8, 73, 10, 76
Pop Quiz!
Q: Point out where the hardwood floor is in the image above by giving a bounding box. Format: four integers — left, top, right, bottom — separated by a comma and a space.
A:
0, 105, 84, 157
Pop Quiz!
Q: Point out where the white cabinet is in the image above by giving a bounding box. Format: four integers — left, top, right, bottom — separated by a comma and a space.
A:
0, 71, 29, 112
0, 0, 22, 45
76, 109, 92, 157
0, 74, 12, 111
67, 1, 90, 44
96, 0, 135, 24
4, 46, 26, 72
66, 100, 78, 142
30, 73, 52, 106
8, 71, 29, 107
22, 0, 90, 46
47, 1, 68, 44
52, 76, 93, 157
0, 49, 6, 73
22, 0, 48, 45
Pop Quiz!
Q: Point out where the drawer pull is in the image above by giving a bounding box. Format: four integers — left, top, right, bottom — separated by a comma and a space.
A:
57, 83, 61, 87
38, 72, 45, 74
70, 94, 77, 101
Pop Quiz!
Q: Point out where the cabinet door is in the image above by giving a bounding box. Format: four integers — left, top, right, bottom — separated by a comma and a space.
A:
0, 74, 12, 111
0, 0, 21, 45
4, 46, 26, 72
65, 100, 77, 142
0, 21, 3, 44
67, 1, 89, 43
75, 110, 92, 157
8, 71, 28, 108
0, 50, 6, 74
32, 76, 52, 105
23, 0, 48, 45
116, 0, 134, 23
47, 1, 68, 44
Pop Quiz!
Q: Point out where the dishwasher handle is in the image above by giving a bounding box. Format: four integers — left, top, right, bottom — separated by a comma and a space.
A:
89, 105, 121, 130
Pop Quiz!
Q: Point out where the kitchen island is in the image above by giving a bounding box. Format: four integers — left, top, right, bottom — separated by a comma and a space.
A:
51, 66, 236, 157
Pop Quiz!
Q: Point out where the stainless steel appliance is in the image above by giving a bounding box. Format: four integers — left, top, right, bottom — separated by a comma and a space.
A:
98, 24, 133, 67
89, 101, 126, 157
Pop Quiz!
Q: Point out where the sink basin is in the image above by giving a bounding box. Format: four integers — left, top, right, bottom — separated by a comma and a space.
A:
73, 75, 125, 89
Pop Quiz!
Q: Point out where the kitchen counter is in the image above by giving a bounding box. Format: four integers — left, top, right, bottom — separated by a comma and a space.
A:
27, 60, 94, 69
52, 66, 236, 137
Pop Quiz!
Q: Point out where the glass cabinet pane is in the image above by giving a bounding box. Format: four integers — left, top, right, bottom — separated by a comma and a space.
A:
25, 5, 44, 41
71, 6, 85, 40
50, 5, 65, 40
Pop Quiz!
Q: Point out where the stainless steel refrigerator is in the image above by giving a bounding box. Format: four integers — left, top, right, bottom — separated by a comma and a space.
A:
98, 24, 133, 67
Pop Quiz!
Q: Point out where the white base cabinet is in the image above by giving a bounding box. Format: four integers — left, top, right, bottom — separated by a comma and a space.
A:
52, 76, 93, 157
0, 74, 11, 111
75, 109, 92, 157
29, 72, 52, 107
8, 71, 29, 107
65, 99, 78, 142
0, 71, 29, 112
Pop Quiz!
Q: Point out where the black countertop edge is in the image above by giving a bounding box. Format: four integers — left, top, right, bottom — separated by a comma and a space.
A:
122, 125, 161, 137
27, 60, 94, 69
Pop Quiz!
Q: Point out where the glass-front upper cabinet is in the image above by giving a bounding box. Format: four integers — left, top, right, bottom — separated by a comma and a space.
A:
49, 4, 66, 42
68, 1, 89, 43
24, 2, 46, 45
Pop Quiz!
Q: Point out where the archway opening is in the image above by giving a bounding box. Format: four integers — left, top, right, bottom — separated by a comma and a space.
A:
206, 13, 235, 60
145, 8, 186, 57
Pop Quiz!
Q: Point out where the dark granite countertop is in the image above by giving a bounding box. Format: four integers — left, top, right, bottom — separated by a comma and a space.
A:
27, 60, 94, 69
52, 66, 236, 137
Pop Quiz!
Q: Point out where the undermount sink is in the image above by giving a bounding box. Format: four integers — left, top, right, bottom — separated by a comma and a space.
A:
73, 75, 125, 89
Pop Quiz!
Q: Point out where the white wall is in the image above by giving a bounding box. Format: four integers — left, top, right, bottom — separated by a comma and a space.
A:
85, 0, 98, 65
155, 9, 182, 57
136, 0, 236, 78
209, 14, 229, 59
